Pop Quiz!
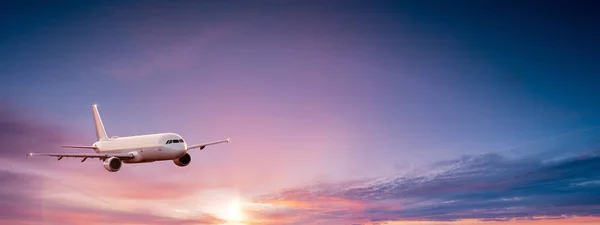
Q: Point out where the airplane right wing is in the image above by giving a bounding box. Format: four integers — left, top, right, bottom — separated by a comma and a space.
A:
26, 152, 134, 162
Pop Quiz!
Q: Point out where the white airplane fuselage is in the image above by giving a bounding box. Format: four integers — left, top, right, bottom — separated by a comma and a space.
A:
94, 133, 188, 163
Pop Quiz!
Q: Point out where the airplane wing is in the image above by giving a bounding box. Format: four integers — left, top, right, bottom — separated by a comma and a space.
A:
26, 152, 134, 162
187, 138, 230, 150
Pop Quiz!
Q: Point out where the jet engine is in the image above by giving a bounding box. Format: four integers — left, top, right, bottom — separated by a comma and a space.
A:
103, 157, 122, 172
173, 153, 191, 167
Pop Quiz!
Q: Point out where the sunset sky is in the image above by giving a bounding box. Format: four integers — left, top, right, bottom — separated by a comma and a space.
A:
1, 0, 600, 224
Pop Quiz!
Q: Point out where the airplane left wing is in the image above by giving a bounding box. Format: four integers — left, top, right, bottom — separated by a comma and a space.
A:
187, 138, 230, 150
26, 152, 134, 162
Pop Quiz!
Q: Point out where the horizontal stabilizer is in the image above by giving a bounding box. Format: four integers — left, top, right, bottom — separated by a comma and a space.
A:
61, 145, 98, 149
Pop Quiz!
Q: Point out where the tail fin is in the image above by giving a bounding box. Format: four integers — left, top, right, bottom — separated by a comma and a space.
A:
92, 104, 109, 141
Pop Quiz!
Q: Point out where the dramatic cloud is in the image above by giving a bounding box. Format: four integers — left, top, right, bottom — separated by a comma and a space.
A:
3, 102, 599, 224
254, 151, 600, 224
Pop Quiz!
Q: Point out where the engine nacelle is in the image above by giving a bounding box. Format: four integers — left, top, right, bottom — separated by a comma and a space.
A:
103, 157, 122, 172
173, 153, 191, 167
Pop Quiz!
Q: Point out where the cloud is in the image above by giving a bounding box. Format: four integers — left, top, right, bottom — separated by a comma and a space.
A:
0, 168, 46, 222
0, 168, 225, 225
254, 151, 600, 224
0, 105, 67, 158
3, 101, 599, 224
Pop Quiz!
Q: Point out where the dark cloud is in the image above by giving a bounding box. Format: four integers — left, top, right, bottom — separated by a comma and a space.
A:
257, 151, 600, 223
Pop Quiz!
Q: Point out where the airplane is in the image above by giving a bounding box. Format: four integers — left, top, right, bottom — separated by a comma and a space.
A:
27, 104, 229, 172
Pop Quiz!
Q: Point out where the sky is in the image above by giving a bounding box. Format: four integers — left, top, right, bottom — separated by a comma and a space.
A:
1, 0, 600, 224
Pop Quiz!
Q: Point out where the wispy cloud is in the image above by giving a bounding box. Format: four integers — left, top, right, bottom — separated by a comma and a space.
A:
253, 151, 600, 224
0, 168, 225, 225
0, 104, 66, 158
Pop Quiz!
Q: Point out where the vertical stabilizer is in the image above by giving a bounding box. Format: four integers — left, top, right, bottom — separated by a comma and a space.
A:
92, 104, 109, 141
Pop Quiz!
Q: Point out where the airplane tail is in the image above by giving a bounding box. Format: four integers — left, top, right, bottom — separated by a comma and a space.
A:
92, 104, 109, 141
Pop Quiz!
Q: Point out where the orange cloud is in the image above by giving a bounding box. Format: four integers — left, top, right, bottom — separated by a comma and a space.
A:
264, 196, 365, 210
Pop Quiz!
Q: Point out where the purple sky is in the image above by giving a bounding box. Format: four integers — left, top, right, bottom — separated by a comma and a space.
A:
1, 0, 600, 224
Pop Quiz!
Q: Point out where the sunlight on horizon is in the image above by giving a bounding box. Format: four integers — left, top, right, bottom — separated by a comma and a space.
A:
225, 197, 244, 221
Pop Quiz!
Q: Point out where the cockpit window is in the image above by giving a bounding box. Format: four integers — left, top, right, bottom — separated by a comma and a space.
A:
166, 139, 184, 144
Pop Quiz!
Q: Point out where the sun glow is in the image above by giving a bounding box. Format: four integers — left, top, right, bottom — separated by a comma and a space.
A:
225, 198, 244, 222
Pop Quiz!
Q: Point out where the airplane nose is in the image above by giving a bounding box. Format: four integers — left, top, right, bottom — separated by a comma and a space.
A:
173, 145, 187, 158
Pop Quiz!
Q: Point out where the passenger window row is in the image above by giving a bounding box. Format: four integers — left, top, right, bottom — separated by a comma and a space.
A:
166, 139, 184, 144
